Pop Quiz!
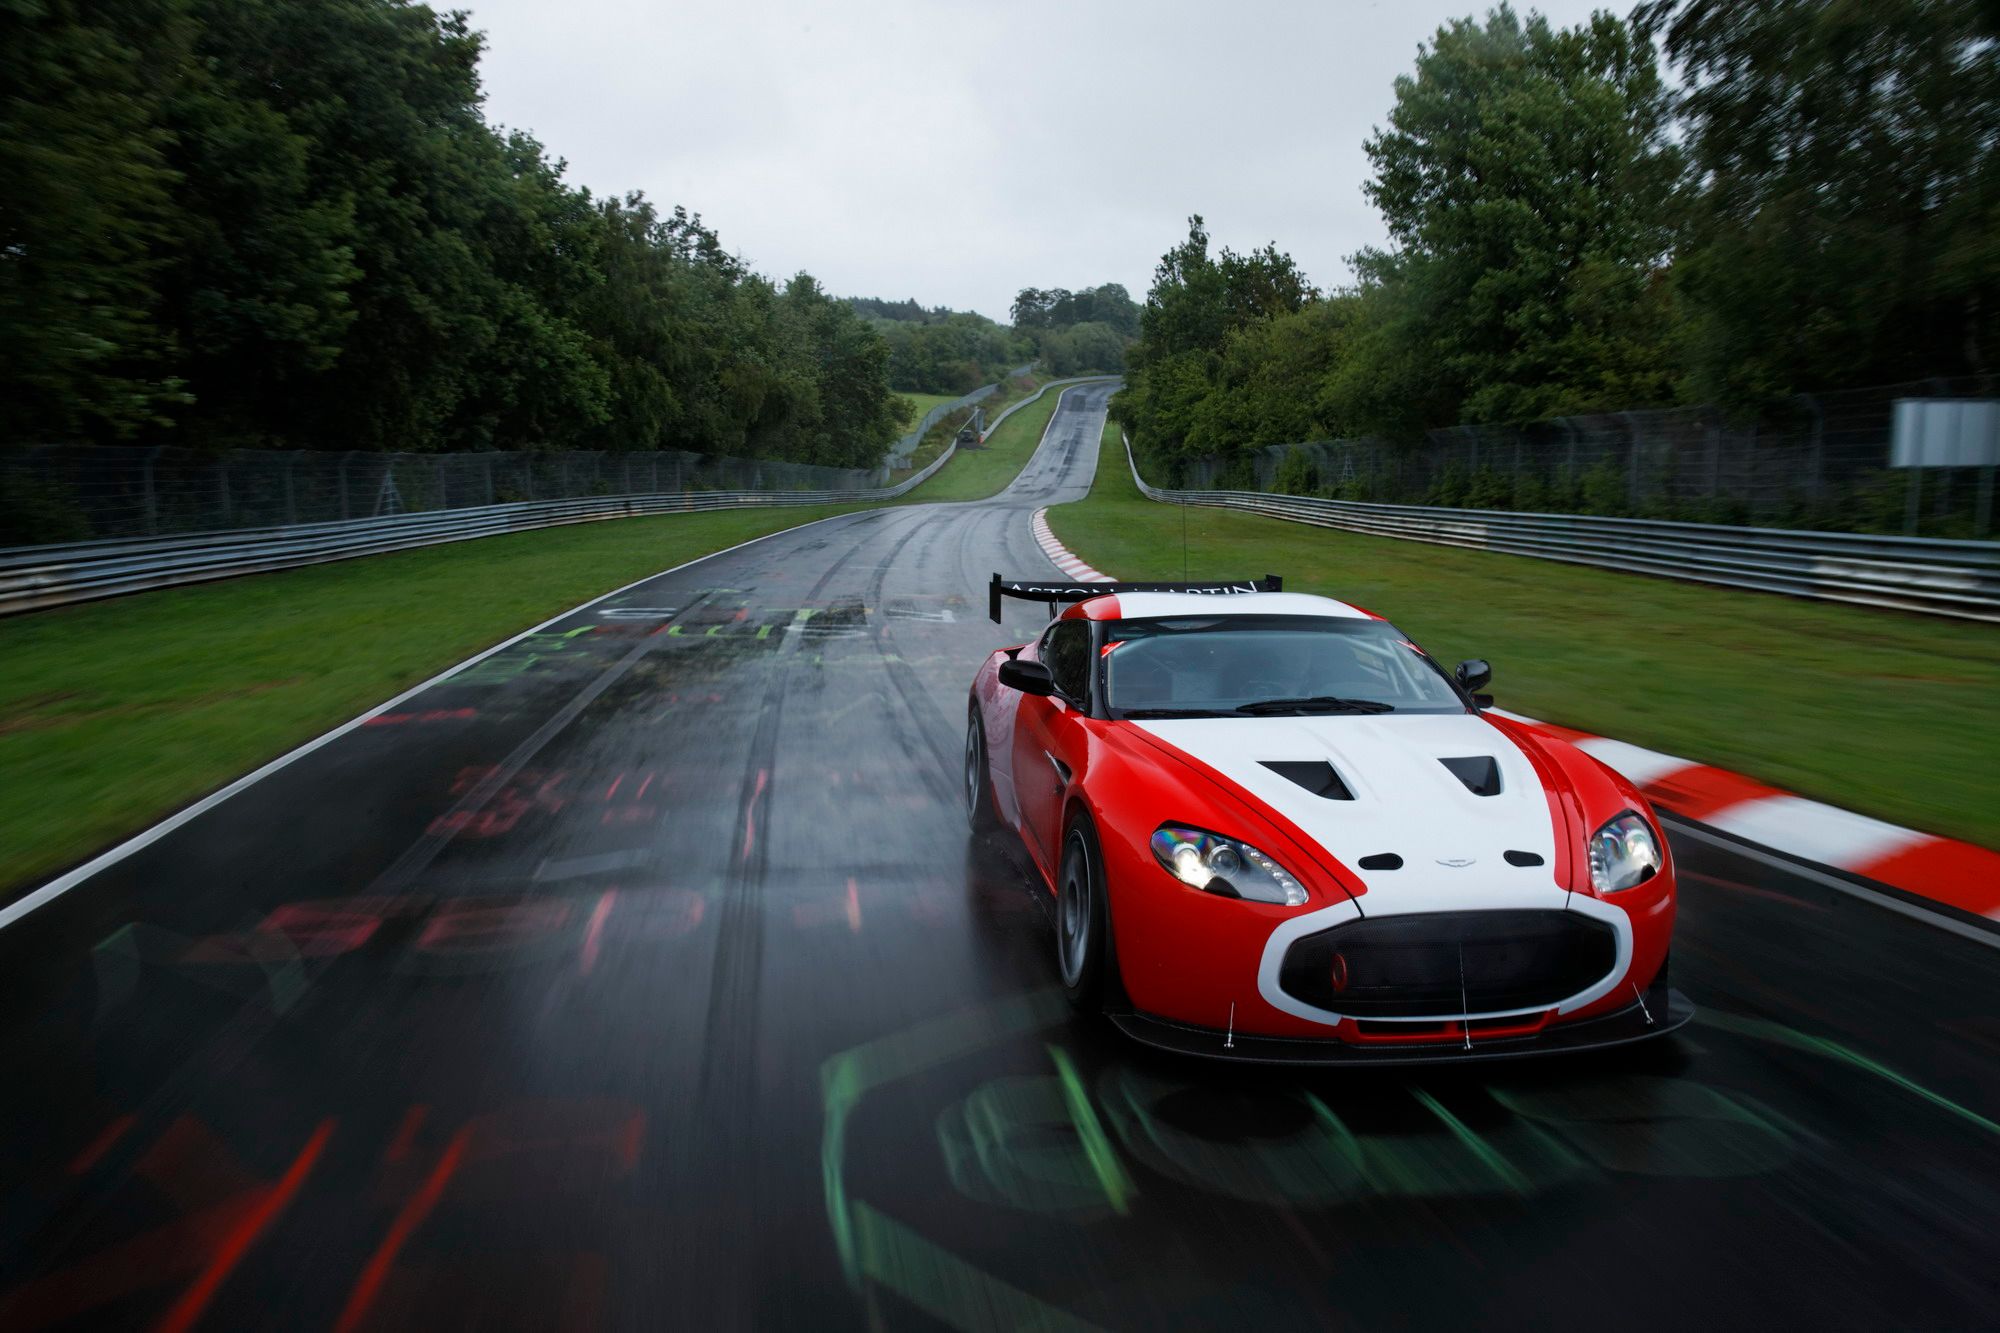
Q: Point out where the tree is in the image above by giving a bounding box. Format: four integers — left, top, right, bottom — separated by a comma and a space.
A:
1349, 5, 1681, 428
0, 0, 909, 471
0, 0, 190, 442
1120, 216, 1316, 467
1636, 0, 2000, 408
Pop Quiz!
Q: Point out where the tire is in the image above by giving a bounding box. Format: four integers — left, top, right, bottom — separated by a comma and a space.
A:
1057, 811, 1118, 1012
964, 702, 999, 833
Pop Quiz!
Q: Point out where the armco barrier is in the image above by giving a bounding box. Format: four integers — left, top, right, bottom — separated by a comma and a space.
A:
1, 440, 971, 617
1123, 437, 2000, 623
0, 379, 1124, 616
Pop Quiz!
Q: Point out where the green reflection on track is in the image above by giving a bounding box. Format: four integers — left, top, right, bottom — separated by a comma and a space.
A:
1411, 1088, 1532, 1193
1046, 1044, 1134, 1215
938, 1075, 1112, 1216
820, 989, 1070, 1285
849, 1201, 1103, 1333
1700, 1009, 2000, 1138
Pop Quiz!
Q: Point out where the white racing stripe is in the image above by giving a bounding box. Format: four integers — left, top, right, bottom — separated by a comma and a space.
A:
1134, 712, 1562, 900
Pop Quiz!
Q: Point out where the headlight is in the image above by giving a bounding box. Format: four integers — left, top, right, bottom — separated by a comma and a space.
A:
1150, 824, 1307, 906
1588, 811, 1662, 893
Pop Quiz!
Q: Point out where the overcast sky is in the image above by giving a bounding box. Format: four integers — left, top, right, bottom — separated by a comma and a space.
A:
465, 0, 1613, 321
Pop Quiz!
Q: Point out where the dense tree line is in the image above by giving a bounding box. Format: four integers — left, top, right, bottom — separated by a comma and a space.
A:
847, 299, 1031, 396
1118, 1, 2000, 478
1, 0, 906, 466
1010, 283, 1139, 375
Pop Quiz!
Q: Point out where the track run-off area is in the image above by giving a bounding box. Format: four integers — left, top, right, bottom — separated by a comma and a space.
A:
1, 384, 1996, 1330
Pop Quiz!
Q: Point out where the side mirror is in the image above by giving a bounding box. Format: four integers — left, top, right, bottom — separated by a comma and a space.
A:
999, 658, 1056, 697
1454, 659, 1492, 694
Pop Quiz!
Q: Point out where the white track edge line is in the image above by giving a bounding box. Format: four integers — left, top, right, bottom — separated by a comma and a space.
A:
0, 509, 873, 932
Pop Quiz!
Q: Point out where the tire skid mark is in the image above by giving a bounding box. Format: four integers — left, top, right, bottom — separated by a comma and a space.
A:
695, 515, 919, 1104
688, 511, 929, 1329
863, 515, 965, 808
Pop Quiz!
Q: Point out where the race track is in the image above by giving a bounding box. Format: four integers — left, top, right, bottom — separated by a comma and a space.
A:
2, 384, 1996, 1330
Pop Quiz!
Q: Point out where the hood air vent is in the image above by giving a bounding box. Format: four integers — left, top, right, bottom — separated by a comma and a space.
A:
1261, 760, 1354, 800
1504, 850, 1544, 867
1439, 755, 1502, 797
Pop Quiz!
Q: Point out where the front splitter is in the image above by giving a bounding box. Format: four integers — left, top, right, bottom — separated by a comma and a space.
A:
1108, 986, 1693, 1067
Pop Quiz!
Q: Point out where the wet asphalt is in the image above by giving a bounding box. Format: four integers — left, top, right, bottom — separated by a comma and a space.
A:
0, 383, 1995, 1331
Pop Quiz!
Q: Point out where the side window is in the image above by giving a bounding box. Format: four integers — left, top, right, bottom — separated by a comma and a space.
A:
1043, 621, 1092, 705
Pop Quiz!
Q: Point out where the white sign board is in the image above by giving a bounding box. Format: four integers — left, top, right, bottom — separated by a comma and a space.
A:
1891, 399, 2000, 468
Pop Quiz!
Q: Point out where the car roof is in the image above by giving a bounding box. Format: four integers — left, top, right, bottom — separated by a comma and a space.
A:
1059, 590, 1378, 622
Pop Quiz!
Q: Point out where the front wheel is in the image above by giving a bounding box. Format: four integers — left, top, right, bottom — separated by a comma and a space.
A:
1057, 813, 1116, 1011
964, 703, 998, 833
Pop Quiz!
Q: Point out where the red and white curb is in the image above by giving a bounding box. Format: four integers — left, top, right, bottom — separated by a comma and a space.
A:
1032, 514, 2000, 925
1489, 711, 2000, 921
1032, 508, 1112, 583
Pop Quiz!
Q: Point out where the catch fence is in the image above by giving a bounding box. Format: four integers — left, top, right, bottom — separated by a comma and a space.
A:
1126, 439, 2000, 624
1168, 376, 1997, 539
1, 446, 887, 548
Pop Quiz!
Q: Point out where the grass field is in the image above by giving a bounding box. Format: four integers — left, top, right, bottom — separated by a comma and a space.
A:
894, 391, 960, 424
0, 503, 869, 891
1047, 420, 2000, 848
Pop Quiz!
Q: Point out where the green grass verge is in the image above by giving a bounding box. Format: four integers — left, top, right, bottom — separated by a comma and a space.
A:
1048, 419, 2000, 849
0, 503, 869, 891
895, 391, 961, 424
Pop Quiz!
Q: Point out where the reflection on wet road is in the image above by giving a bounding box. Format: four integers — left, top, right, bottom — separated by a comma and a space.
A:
1, 384, 1995, 1330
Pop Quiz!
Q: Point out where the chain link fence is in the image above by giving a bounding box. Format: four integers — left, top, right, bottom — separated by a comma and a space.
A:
1162, 376, 1998, 539
0, 446, 888, 547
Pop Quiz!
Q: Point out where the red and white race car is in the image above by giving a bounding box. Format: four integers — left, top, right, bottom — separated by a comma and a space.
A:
967, 574, 1689, 1063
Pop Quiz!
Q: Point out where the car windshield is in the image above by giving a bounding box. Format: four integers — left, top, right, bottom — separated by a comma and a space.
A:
1104, 615, 1466, 717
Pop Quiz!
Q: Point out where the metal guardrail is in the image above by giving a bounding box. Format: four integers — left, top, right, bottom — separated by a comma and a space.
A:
1123, 437, 2000, 623
0, 378, 1128, 616
0, 435, 970, 616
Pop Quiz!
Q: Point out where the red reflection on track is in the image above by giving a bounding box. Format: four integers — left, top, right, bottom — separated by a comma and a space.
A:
67, 1114, 137, 1175
333, 1129, 471, 1333
154, 1118, 335, 1333
416, 899, 572, 954
259, 901, 387, 957
430, 768, 571, 840
364, 708, 477, 728
384, 1106, 430, 1165
579, 891, 618, 975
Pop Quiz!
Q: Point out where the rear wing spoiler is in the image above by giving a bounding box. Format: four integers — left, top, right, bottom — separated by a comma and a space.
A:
988, 572, 1282, 623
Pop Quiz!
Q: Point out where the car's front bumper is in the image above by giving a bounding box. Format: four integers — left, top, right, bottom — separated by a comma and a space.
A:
1107, 983, 1692, 1067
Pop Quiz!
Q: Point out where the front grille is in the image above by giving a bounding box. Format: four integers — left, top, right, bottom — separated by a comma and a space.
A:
1279, 910, 1615, 1018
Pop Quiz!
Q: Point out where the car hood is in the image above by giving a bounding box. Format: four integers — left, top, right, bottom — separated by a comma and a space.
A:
1131, 712, 1565, 909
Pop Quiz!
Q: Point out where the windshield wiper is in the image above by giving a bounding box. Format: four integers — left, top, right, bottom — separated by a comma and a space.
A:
1233, 695, 1396, 716
1118, 707, 1231, 719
